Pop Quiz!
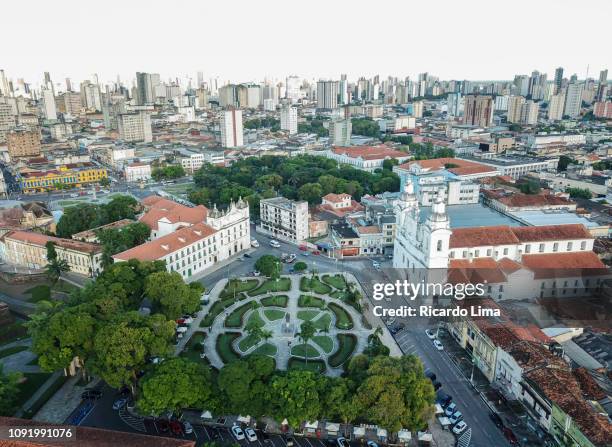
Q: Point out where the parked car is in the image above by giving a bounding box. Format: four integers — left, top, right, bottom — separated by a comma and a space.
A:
449, 411, 463, 425
157, 419, 170, 433
336, 437, 349, 447
489, 412, 504, 429
452, 421, 468, 435
200, 294, 210, 304
183, 421, 193, 434
181, 316, 193, 324
425, 371, 437, 381
270, 240, 280, 248
503, 427, 519, 445
245, 427, 258, 442
425, 329, 436, 339
169, 420, 183, 436
367, 442, 379, 447
231, 425, 245, 441
433, 339, 444, 350
112, 398, 127, 410
244, 253, 252, 258
301, 252, 310, 257
311, 250, 320, 255
251, 240, 260, 248
445, 402, 457, 417
433, 381, 442, 391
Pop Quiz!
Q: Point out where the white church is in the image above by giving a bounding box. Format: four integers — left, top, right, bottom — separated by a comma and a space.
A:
393, 180, 609, 301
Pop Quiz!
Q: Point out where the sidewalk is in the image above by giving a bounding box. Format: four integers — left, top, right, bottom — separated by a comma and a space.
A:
437, 330, 547, 446
33, 375, 98, 423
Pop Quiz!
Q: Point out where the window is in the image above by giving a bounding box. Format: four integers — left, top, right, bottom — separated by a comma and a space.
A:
486, 249, 492, 256
437, 240, 442, 252
567, 242, 572, 251
525, 244, 531, 254
580, 241, 586, 250
474, 249, 480, 257
553, 243, 558, 252
539, 243, 545, 253
503, 248, 508, 256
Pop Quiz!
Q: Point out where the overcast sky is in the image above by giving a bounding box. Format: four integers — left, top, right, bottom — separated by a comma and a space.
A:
2, 0, 610, 88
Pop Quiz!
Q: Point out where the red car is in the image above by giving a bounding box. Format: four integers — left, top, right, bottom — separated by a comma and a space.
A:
311, 250, 320, 255
157, 419, 170, 434
169, 420, 183, 436
503, 427, 519, 445
299, 245, 307, 251
176, 318, 185, 325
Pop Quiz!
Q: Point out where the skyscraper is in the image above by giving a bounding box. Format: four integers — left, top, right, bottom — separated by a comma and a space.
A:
519, 100, 539, 125
507, 96, 526, 124
599, 69, 608, 84
136, 72, 161, 105
285, 76, 301, 103
220, 109, 244, 148
317, 80, 338, 110
463, 95, 493, 127
548, 93, 565, 121
447, 93, 462, 117
563, 82, 584, 118
554, 67, 564, 94
0, 70, 12, 97
118, 111, 152, 143
329, 118, 352, 146
280, 105, 298, 135
41, 88, 57, 120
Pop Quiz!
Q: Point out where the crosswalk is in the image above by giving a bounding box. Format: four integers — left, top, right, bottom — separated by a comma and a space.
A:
118, 406, 146, 432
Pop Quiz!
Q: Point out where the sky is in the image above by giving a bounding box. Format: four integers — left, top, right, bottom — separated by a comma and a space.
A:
1, 0, 611, 88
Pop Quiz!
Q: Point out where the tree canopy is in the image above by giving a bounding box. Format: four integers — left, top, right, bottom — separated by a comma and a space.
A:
255, 255, 282, 278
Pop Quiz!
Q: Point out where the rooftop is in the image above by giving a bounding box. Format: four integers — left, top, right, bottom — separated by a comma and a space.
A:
420, 203, 522, 229
331, 144, 409, 161
140, 196, 208, 230
397, 157, 497, 177
3, 231, 102, 254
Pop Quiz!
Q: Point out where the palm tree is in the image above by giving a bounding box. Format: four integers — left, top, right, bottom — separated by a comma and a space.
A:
46, 258, 70, 284
297, 320, 316, 365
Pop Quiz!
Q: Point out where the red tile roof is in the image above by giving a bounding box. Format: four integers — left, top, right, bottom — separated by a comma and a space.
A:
397, 157, 497, 176
323, 193, 352, 203
521, 251, 608, 279
449, 226, 520, 248
140, 196, 208, 230
113, 222, 216, 261
511, 224, 591, 242
3, 231, 102, 254
483, 190, 575, 208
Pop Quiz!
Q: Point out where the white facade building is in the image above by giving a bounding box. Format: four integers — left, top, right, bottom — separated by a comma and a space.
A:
220, 109, 244, 148
124, 162, 152, 182
117, 111, 152, 143
280, 105, 298, 134
259, 197, 309, 244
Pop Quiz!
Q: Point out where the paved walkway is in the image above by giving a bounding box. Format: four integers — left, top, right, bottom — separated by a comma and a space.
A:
200, 274, 373, 376
33, 375, 98, 423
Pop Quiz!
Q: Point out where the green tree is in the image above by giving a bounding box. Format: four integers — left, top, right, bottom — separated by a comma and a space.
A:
297, 320, 316, 364
557, 155, 576, 172
0, 364, 22, 416
152, 165, 186, 181
45, 242, 70, 284
293, 261, 307, 272
137, 358, 216, 416
255, 255, 282, 278
518, 179, 541, 195
188, 188, 214, 206
255, 174, 283, 191
298, 183, 323, 204
566, 187, 592, 199
270, 370, 322, 427
144, 271, 203, 319
217, 356, 274, 416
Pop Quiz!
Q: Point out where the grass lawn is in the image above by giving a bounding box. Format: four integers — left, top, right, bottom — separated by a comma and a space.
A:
251, 343, 277, 357
246, 310, 265, 327
312, 336, 334, 354
225, 302, 255, 327
264, 309, 285, 321
298, 295, 326, 308
329, 334, 357, 368
291, 343, 320, 358
200, 293, 247, 327
260, 295, 288, 307
25, 285, 51, 303
0, 321, 28, 344
220, 279, 259, 299
180, 332, 207, 362
216, 332, 241, 363
15, 372, 53, 409
322, 274, 346, 290
0, 345, 28, 359
299, 276, 332, 295
328, 303, 353, 329
330, 290, 349, 300
53, 280, 80, 295
238, 334, 262, 352
248, 278, 291, 296
297, 310, 321, 321
312, 314, 332, 331
288, 357, 326, 373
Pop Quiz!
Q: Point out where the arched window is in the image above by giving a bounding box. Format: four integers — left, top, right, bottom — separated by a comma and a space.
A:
437, 240, 443, 252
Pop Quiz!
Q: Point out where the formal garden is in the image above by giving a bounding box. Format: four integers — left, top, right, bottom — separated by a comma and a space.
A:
198, 273, 373, 375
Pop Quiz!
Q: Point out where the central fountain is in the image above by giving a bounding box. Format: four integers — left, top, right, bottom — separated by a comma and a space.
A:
281, 313, 295, 336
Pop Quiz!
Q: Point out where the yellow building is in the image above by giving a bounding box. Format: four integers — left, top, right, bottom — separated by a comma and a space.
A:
19, 163, 108, 193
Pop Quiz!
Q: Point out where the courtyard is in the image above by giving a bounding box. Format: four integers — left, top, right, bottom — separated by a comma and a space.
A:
197, 273, 373, 376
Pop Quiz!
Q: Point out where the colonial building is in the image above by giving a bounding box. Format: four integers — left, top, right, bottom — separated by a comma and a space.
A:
1, 231, 103, 276
259, 197, 309, 244
324, 145, 410, 172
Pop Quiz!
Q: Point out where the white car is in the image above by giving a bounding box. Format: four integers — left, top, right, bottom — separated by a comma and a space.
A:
449, 411, 463, 425
270, 240, 280, 248
183, 421, 193, 434
251, 240, 260, 248
452, 420, 468, 435
425, 329, 436, 339
444, 402, 457, 417
176, 326, 188, 333
433, 339, 444, 351
244, 427, 257, 442
231, 425, 245, 441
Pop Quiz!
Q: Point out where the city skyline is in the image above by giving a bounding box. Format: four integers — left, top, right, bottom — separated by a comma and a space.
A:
2, 0, 610, 85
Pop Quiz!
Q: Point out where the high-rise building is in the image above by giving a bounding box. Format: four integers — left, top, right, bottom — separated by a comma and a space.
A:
7, 128, 41, 159
447, 93, 462, 117
338, 79, 348, 105
285, 76, 301, 103
514, 75, 530, 96
0, 70, 11, 97
136, 72, 161, 105
563, 82, 584, 118
196, 88, 209, 109
220, 109, 244, 148
317, 80, 338, 110
329, 118, 352, 146
507, 96, 526, 124
548, 94, 565, 121
118, 111, 152, 143
280, 105, 298, 134
494, 95, 510, 111
463, 95, 493, 127
599, 69, 608, 84
41, 89, 57, 120
410, 100, 424, 118
593, 101, 612, 119
554, 67, 564, 94
519, 100, 539, 125
80, 81, 102, 111
246, 85, 261, 109
0, 103, 16, 142
218, 85, 238, 108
